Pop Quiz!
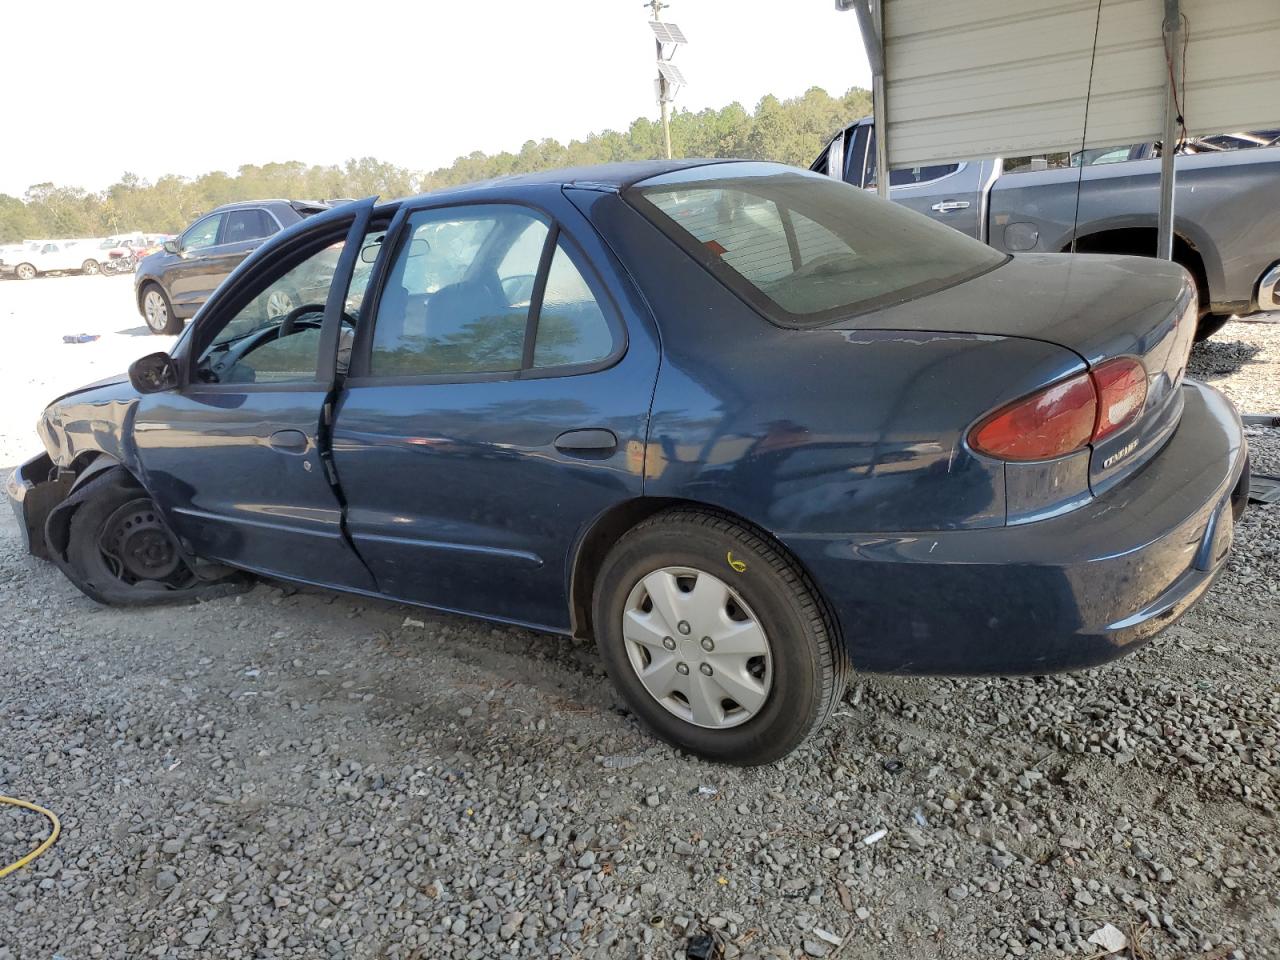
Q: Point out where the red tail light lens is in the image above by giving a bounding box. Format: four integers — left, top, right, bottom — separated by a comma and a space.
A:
969, 358, 1148, 462
969, 372, 1097, 461
1091, 357, 1147, 441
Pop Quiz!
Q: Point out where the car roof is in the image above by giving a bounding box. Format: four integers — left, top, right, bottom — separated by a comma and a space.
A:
389, 158, 782, 208
210, 199, 324, 212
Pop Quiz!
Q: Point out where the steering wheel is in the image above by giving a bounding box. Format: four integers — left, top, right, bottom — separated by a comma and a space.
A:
277, 303, 358, 338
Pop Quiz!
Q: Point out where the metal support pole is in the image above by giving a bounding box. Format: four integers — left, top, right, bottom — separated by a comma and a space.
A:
850, 0, 889, 198
1156, 0, 1181, 260
872, 0, 889, 198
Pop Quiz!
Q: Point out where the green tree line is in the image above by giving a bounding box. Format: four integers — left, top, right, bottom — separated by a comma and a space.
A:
0, 86, 870, 243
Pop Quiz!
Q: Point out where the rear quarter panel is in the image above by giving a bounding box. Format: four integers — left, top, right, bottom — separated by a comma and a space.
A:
579, 192, 1084, 536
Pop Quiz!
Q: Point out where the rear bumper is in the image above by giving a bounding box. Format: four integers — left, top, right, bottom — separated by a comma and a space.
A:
787, 379, 1248, 675
7, 453, 71, 561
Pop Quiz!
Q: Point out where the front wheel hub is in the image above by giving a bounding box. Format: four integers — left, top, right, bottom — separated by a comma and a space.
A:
101, 499, 182, 581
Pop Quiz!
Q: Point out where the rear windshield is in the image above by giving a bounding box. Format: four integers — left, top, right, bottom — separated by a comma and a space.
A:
628, 163, 1006, 327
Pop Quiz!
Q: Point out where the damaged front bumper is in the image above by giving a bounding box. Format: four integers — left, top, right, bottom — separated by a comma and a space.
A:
6, 452, 72, 561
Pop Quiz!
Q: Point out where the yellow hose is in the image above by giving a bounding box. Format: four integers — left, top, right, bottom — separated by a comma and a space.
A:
0, 796, 61, 879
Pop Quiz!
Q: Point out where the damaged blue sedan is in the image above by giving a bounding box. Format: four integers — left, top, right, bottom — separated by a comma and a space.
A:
8, 161, 1249, 763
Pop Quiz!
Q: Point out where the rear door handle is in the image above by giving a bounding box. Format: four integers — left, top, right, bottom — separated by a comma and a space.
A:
931, 200, 971, 212
554, 428, 618, 454
268, 429, 310, 454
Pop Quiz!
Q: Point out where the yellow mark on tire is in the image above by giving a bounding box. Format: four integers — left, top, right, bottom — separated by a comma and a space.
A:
726, 551, 746, 573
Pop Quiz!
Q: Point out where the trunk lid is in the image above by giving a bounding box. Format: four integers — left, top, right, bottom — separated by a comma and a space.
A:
834, 252, 1198, 494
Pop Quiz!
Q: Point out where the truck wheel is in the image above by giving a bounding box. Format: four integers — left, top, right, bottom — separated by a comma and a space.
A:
1195, 313, 1232, 342
140, 283, 181, 335
80, 259, 100, 276
15, 263, 36, 280
592, 508, 849, 765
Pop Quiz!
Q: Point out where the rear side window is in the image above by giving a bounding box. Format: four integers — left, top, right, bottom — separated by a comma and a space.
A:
890, 164, 960, 186
223, 208, 276, 243
533, 247, 612, 368
630, 164, 1006, 326
368, 205, 615, 378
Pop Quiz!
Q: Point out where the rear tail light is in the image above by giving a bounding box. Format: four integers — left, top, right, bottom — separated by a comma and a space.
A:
1091, 357, 1147, 441
969, 357, 1147, 461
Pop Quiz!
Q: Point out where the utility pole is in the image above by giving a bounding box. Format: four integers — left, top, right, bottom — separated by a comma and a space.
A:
649, 0, 672, 159
646, 0, 687, 160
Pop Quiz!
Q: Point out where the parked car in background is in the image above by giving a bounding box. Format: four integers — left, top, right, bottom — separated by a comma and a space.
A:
134, 199, 334, 333
813, 118, 1280, 339
9, 161, 1248, 764
0, 239, 103, 279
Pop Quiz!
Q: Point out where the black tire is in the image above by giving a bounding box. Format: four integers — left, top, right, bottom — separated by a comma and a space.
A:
80, 258, 100, 276
140, 282, 182, 335
58, 468, 247, 606
15, 262, 36, 280
592, 508, 849, 765
1195, 312, 1232, 342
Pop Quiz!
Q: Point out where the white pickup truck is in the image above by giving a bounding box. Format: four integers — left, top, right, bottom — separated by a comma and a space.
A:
0, 240, 104, 279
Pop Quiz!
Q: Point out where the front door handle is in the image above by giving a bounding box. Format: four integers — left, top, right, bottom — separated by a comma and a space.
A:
930, 200, 971, 212
555, 428, 618, 454
268, 429, 310, 455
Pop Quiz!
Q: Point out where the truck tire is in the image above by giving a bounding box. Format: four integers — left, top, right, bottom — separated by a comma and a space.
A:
80, 259, 100, 276
15, 263, 36, 280
1195, 313, 1232, 342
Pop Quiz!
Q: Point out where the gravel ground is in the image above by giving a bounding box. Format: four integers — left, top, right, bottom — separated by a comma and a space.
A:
0, 275, 1278, 960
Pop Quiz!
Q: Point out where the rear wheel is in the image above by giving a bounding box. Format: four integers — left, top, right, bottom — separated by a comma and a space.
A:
80, 258, 100, 276
141, 283, 181, 334
15, 262, 36, 280
592, 508, 848, 765
1195, 312, 1232, 342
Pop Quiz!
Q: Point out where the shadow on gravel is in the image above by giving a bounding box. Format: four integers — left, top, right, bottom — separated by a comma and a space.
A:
1187, 339, 1262, 379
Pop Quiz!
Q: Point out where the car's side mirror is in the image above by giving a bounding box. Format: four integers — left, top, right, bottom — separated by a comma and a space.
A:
163, 239, 179, 255
129, 352, 180, 394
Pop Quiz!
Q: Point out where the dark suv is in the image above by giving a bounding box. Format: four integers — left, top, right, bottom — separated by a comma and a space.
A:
135, 199, 333, 334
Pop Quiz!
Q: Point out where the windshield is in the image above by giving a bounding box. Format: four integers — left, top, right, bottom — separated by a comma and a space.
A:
628, 163, 1006, 326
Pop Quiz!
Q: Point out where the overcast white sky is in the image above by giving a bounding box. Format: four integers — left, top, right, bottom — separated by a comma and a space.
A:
1, 1, 871, 196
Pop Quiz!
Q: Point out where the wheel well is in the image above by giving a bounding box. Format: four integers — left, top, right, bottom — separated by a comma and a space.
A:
568, 497, 837, 645
1066, 228, 1209, 311
44, 458, 142, 561
136, 279, 164, 312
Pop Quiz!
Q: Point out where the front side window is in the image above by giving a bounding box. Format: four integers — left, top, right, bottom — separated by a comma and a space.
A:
223, 208, 276, 244
182, 214, 223, 251
194, 227, 379, 385
368, 205, 614, 378
631, 163, 1006, 326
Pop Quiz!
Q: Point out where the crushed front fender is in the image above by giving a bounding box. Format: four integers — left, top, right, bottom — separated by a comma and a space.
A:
6, 453, 72, 561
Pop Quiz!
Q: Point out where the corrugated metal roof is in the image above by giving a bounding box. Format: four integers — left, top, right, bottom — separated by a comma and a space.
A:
882, 0, 1280, 166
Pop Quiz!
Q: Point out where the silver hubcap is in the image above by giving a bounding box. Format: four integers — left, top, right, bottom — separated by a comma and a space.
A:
266, 290, 294, 319
144, 291, 166, 329
17, 265, 34, 279
622, 566, 772, 730
83, 261, 98, 274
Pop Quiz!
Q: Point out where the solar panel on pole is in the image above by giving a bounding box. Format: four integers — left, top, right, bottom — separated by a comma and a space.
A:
649, 20, 688, 45
657, 61, 686, 87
